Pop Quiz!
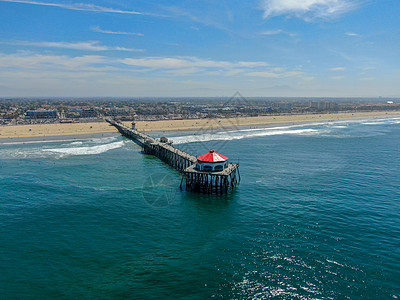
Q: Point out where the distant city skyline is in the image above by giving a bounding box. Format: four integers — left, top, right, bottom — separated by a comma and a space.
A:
0, 0, 399, 97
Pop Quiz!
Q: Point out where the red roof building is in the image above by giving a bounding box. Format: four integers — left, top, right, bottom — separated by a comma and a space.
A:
196, 150, 228, 172
197, 149, 228, 162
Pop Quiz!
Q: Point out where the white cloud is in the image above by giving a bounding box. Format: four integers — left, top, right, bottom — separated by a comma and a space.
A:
0, 53, 276, 78
330, 67, 346, 71
331, 76, 345, 79
245, 71, 280, 78
260, 29, 295, 37
345, 32, 361, 37
224, 69, 245, 76
260, 29, 284, 35
237, 61, 270, 68
120, 57, 269, 69
0, 52, 108, 70
91, 26, 144, 36
245, 70, 303, 78
119, 56, 317, 81
166, 68, 202, 76
0, 52, 317, 97
2, 40, 144, 52
162, 6, 232, 33
0, 0, 157, 15
120, 56, 308, 80
261, 0, 359, 20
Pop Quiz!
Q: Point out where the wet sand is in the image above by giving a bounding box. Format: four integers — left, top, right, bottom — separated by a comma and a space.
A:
1, 111, 399, 139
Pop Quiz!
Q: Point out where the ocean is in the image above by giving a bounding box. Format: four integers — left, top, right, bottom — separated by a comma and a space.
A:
0, 117, 399, 299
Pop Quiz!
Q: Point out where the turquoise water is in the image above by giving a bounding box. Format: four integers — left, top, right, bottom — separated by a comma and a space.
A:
1, 118, 399, 299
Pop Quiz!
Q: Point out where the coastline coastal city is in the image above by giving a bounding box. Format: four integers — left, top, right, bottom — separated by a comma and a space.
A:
1, 97, 399, 125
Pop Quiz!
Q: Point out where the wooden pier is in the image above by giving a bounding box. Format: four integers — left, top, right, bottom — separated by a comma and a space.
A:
106, 118, 240, 194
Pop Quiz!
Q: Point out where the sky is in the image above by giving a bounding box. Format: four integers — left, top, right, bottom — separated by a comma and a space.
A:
0, 0, 399, 97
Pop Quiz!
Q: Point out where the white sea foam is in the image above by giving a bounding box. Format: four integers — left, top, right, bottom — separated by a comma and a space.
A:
0, 136, 125, 159
70, 141, 83, 146
43, 141, 125, 157
0, 139, 84, 146
361, 121, 386, 125
0, 135, 118, 146
170, 127, 318, 144
360, 117, 400, 125
89, 136, 118, 144
168, 117, 400, 144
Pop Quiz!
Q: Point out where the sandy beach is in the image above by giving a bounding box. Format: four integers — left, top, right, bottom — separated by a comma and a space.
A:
1, 111, 399, 139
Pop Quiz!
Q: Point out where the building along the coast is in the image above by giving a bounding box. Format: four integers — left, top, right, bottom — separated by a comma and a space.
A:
25, 109, 58, 120
65, 107, 97, 119
309, 101, 338, 111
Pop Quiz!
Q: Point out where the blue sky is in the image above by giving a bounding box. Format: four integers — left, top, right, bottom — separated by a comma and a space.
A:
0, 0, 399, 97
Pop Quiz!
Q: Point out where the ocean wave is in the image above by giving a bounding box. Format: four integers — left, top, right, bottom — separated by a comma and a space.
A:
43, 141, 125, 157
168, 117, 400, 144
0, 139, 85, 146
360, 117, 400, 125
170, 127, 319, 144
361, 121, 387, 125
0, 137, 125, 159
89, 136, 118, 144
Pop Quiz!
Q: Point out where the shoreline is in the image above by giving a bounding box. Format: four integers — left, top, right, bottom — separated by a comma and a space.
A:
1, 111, 399, 140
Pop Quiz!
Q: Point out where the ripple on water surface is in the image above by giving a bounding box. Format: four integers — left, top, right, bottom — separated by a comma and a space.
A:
0, 118, 399, 298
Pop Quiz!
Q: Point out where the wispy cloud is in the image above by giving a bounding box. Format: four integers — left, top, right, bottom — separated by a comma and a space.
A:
345, 32, 361, 37
2, 40, 144, 52
260, 29, 284, 35
245, 71, 303, 78
162, 6, 232, 33
121, 57, 269, 70
260, 29, 295, 37
166, 67, 202, 76
91, 26, 144, 36
331, 76, 345, 80
330, 67, 346, 71
0, 52, 108, 70
119, 56, 310, 80
0, 0, 158, 16
261, 0, 360, 21
0, 52, 314, 96
363, 66, 376, 71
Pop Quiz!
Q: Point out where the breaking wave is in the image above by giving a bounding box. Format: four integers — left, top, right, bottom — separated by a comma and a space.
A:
361, 118, 400, 125
169, 117, 400, 145
0, 137, 126, 159
43, 141, 125, 157
170, 126, 319, 145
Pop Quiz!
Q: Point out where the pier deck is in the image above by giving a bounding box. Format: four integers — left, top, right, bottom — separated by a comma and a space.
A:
183, 163, 239, 176
106, 118, 239, 194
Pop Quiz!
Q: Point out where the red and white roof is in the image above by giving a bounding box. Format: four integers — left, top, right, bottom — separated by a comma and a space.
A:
197, 149, 228, 162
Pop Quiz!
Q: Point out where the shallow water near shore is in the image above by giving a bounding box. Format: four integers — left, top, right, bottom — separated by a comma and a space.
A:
0, 118, 399, 299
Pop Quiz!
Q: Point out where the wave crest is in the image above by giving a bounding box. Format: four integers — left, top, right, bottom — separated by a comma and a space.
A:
43, 141, 125, 157
170, 127, 318, 145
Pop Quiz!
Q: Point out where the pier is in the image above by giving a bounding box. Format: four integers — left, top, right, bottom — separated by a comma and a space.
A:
106, 118, 240, 194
